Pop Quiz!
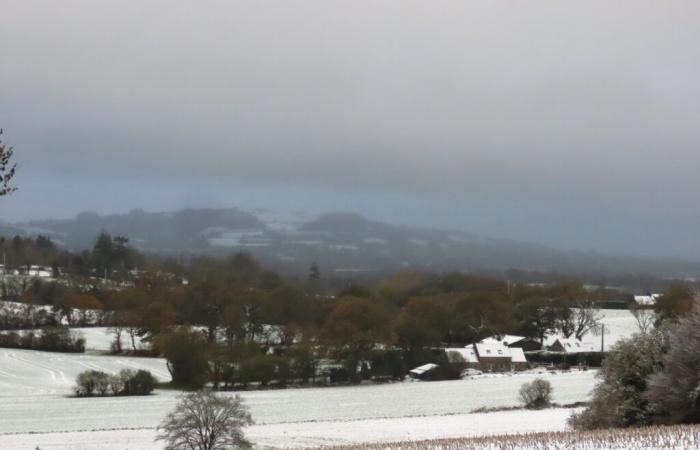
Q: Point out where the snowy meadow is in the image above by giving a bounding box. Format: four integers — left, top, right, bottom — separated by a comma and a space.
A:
0, 308, 641, 448
0, 347, 595, 448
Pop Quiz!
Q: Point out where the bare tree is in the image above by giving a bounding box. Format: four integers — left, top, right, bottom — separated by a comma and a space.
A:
156, 390, 253, 450
0, 130, 17, 196
572, 299, 602, 340
556, 298, 601, 340
629, 303, 655, 334
107, 322, 124, 353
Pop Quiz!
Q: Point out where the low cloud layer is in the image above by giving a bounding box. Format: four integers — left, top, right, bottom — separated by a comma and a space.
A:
1, 1, 699, 258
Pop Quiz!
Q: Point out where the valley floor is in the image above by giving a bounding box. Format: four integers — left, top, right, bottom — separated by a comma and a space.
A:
0, 347, 596, 449
0, 408, 577, 449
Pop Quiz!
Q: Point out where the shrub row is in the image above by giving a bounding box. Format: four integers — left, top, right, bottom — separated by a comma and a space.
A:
0, 327, 85, 352
75, 369, 157, 397
526, 351, 604, 367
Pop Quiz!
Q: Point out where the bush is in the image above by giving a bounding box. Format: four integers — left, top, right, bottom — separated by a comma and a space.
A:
75, 370, 102, 397
75, 369, 157, 397
645, 300, 700, 424
122, 369, 158, 395
526, 351, 604, 367
159, 328, 210, 388
0, 327, 84, 353
238, 354, 277, 387
329, 367, 349, 383
369, 350, 406, 381
519, 378, 552, 409
569, 330, 666, 430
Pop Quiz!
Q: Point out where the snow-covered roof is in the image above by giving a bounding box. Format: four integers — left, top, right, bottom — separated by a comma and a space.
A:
445, 347, 479, 363
478, 334, 526, 346
549, 338, 599, 353
409, 363, 438, 375
473, 343, 528, 364
475, 343, 511, 358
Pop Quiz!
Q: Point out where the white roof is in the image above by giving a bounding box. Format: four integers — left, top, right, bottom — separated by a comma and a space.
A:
474, 343, 528, 363
409, 363, 438, 375
479, 334, 526, 346
550, 338, 598, 353
445, 347, 479, 363
475, 343, 510, 358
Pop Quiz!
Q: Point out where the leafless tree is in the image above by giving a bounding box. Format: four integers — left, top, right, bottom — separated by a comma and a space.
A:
629, 303, 655, 334
572, 299, 602, 340
156, 390, 253, 450
558, 298, 602, 340
107, 322, 124, 353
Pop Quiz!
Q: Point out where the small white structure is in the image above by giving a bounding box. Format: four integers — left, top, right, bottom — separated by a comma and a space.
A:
26, 265, 54, 278
408, 363, 438, 379
634, 294, 661, 306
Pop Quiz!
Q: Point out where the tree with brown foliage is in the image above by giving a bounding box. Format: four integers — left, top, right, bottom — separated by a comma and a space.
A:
159, 327, 210, 388
393, 297, 449, 367
654, 281, 695, 324
449, 292, 518, 344
321, 297, 395, 381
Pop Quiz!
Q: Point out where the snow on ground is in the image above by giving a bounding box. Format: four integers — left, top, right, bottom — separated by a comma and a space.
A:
3, 327, 150, 352
0, 309, 639, 448
545, 308, 642, 352
597, 308, 642, 351
0, 347, 596, 448
0, 408, 577, 449
74, 327, 149, 352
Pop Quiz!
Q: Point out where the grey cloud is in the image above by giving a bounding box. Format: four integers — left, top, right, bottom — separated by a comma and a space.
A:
1, 1, 700, 258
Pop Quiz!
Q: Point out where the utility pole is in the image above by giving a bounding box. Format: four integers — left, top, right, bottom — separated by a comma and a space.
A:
600, 323, 605, 352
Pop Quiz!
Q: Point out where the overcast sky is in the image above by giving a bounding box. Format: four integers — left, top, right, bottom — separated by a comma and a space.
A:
1, 1, 699, 259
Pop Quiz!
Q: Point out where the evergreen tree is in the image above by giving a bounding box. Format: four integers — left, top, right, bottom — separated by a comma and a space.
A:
0, 130, 17, 197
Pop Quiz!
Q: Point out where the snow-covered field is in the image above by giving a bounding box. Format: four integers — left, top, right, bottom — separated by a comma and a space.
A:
74, 327, 149, 352
597, 308, 642, 351
0, 308, 641, 448
0, 408, 579, 449
0, 347, 596, 449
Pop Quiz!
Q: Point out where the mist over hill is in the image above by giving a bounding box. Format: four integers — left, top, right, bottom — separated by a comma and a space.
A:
2, 208, 699, 279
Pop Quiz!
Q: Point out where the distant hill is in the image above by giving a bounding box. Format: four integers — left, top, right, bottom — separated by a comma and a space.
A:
3, 208, 700, 278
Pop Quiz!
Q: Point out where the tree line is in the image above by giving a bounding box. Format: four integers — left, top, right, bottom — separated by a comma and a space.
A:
2, 232, 696, 388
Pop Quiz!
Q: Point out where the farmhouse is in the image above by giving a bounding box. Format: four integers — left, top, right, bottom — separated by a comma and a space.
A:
445, 343, 528, 372
474, 343, 528, 372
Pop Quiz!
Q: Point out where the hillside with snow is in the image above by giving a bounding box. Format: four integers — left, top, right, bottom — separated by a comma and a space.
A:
3, 208, 700, 277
